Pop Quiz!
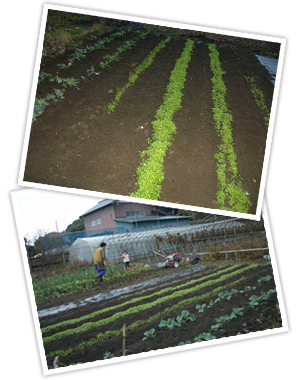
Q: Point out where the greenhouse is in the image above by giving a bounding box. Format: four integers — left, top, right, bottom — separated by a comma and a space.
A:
69, 216, 268, 265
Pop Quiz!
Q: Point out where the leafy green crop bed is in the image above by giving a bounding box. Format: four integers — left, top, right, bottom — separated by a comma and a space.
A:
24, 27, 275, 214
39, 261, 282, 370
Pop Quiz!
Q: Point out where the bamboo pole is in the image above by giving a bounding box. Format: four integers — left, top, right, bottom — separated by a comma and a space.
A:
123, 324, 126, 356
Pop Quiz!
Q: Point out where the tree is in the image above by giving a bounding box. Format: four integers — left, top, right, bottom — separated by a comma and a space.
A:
66, 218, 85, 233
24, 236, 37, 271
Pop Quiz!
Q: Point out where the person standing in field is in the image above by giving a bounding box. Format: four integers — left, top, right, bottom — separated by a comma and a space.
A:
94, 242, 107, 282
121, 250, 132, 272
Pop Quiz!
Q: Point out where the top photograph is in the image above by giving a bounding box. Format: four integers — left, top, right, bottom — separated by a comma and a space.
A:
19, 5, 285, 219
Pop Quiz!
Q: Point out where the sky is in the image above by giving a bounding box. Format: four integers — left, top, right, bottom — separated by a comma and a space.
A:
11, 188, 103, 243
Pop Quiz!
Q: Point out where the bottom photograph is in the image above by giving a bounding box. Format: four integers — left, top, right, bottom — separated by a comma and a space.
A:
11, 189, 287, 374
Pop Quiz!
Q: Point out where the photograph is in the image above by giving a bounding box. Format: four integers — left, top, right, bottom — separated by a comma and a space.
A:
19, 4, 285, 218
11, 188, 287, 374
4, 1, 299, 379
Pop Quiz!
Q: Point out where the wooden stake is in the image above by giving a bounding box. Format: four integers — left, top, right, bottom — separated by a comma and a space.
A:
123, 324, 126, 356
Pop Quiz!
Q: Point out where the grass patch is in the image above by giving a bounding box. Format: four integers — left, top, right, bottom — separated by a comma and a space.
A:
43, 13, 112, 59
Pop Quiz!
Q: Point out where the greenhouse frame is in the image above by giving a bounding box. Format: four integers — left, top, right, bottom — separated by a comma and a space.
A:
69, 216, 269, 265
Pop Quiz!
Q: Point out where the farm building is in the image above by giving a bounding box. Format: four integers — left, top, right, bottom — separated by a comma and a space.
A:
69, 216, 268, 265
80, 199, 191, 234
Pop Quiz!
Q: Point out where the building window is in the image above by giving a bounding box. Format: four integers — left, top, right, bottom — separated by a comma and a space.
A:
126, 211, 145, 218
91, 218, 102, 227
126, 211, 135, 218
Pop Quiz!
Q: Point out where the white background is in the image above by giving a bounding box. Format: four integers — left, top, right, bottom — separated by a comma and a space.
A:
5, 3, 298, 377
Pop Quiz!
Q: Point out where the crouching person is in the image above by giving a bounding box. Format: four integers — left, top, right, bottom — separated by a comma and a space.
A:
122, 250, 132, 272
94, 242, 107, 282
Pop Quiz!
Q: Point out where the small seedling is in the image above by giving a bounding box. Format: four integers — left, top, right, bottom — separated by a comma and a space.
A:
249, 293, 269, 308
230, 307, 244, 317
194, 332, 216, 342
257, 275, 273, 283
87, 66, 100, 75
176, 310, 197, 324
159, 318, 180, 329
210, 323, 222, 331
142, 328, 155, 341
178, 340, 192, 346
244, 285, 257, 292
195, 303, 206, 313
217, 290, 232, 300
103, 351, 114, 359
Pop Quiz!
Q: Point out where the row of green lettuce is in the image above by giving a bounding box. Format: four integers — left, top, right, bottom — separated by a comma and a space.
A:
105, 36, 171, 114
34, 34, 270, 215
129, 39, 195, 200
105, 40, 268, 213
45, 263, 277, 362
208, 43, 252, 213
42, 264, 240, 335
43, 264, 257, 344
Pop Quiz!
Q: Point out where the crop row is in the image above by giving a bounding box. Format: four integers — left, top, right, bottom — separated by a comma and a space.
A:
46, 264, 278, 363
33, 263, 124, 303
46, 275, 245, 360
105, 36, 171, 114
43, 264, 258, 344
208, 43, 251, 213
33, 28, 153, 123
244, 76, 270, 127
129, 38, 195, 200
42, 264, 239, 335
165, 286, 277, 345
33, 34, 270, 214
57, 28, 135, 70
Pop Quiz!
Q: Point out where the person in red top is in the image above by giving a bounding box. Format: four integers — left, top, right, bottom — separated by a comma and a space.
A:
121, 250, 132, 272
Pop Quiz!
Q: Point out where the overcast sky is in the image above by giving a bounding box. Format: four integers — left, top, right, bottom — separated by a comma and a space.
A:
11, 188, 103, 242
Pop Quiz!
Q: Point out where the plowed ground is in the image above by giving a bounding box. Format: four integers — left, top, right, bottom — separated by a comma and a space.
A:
38, 261, 282, 369
23, 29, 276, 214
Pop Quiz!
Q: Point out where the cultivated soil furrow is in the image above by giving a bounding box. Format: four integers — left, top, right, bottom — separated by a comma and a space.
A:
23, 31, 277, 215
218, 47, 271, 213
40, 262, 280, 368
160, 42, 218, 208
41, 264, 241, 333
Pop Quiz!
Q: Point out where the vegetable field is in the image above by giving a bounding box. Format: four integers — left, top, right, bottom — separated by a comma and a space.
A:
38, 260, 282, 369
23, 20, 278, 214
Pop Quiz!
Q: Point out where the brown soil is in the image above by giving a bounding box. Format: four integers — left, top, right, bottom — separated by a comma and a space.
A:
23, 28, 276, 215
38, 261, 282, 370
